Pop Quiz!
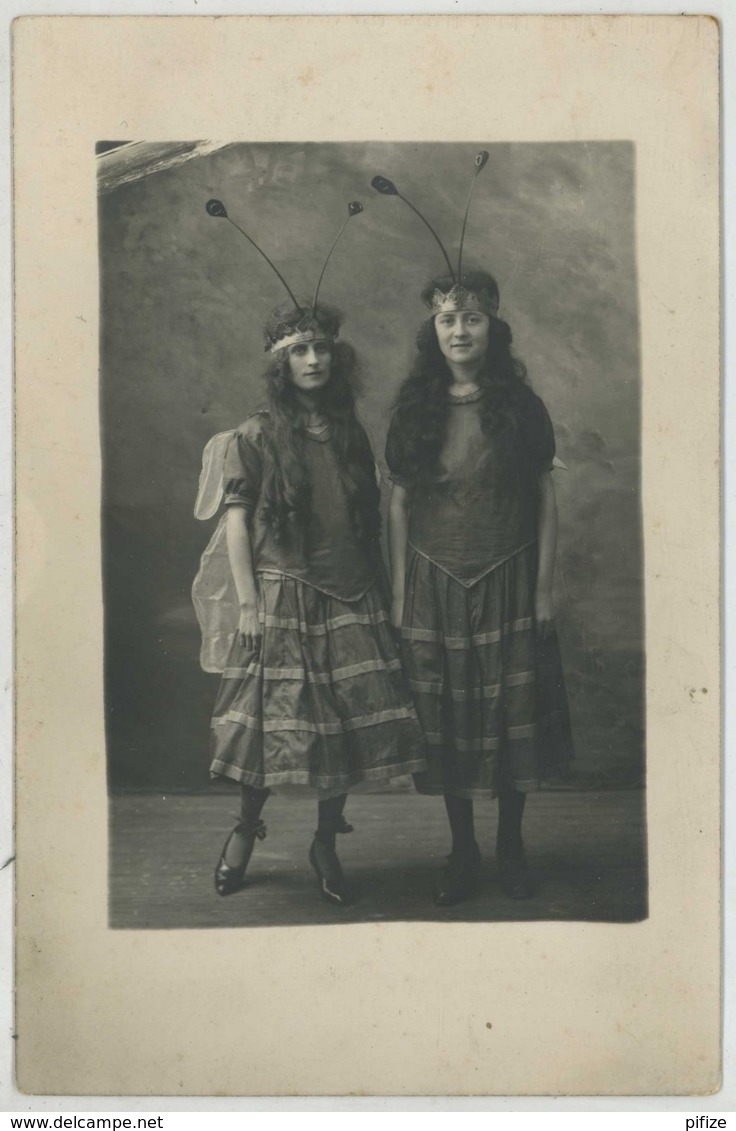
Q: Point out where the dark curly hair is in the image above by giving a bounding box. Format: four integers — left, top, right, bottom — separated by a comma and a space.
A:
257, 300, 381, 551
386, 270, 530, 484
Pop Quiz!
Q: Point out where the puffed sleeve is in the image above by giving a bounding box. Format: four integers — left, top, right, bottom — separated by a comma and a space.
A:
520, 391, 556, 475
223, 427, 263, 509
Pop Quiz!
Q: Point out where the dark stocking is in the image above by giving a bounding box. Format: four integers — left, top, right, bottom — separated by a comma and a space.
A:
315, 793, 349, 846
496, 786, 526, 859
241, 784, 270, 826
311, 794, 352, 905
496, 786, 533, 898
433, 794, 480, 906
443, 793, 477, 860
223, 785, 270, 866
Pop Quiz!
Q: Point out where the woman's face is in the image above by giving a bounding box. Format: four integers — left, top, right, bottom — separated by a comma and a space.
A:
286, 338, 332, 393
434, 310, 490, 367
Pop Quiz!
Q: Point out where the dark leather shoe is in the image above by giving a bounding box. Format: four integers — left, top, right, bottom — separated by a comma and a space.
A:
309, 837, 353, 906
433, 843, 481, 907
214, 819, 267, 897
497, 849, 533, 899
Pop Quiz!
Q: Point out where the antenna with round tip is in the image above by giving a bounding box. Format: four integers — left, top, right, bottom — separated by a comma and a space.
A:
370, 175, 455, 282
311, 200, 364, 315
205, 199, 302, 313
457, 151, 489, 281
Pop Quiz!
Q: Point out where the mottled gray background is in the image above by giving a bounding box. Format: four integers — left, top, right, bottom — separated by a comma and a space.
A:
99, 141, 643, 791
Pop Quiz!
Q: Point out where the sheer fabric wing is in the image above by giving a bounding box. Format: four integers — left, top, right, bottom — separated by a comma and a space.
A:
192, 431, 240, 673
194, 430, 234, 519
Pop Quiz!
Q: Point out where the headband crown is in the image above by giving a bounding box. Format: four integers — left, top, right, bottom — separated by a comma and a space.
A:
262, 307, 340, 354
429, 282, 498, 317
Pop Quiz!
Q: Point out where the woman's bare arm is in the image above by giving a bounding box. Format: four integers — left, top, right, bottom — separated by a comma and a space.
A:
535, 471, 557, 639
388, 483, 411, 630
226, 505, 261, 651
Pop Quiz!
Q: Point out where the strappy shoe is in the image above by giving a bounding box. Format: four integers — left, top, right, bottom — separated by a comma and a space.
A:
433, 842, 482, 907
214, 818, 267, 897
497, 846, 533, 899
309, 817, 354, 906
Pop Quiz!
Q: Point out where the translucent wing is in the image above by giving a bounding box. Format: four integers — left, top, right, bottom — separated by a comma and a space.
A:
192, 513, 240, 673
192, 430, 240, 672
194, 430, 236, 520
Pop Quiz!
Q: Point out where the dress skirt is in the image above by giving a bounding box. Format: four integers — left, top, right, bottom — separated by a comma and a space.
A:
209, 573, 426, 798
401, 543, 574, 798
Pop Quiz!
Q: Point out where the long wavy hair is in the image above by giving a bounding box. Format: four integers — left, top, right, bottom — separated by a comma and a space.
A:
386, 270, 530, 483
257, 300, 381, 550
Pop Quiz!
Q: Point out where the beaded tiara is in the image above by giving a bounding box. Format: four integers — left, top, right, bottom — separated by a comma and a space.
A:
205, 197, 363, 352
430, 282, 499, 317
371, 151, 497, 316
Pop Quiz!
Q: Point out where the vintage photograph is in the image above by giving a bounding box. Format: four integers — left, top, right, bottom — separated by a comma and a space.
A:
99, 139, 645, 929
14, 13, 721, 1098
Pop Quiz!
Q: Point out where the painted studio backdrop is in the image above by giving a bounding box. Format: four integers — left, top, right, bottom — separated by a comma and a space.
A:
99, 141, 643, 801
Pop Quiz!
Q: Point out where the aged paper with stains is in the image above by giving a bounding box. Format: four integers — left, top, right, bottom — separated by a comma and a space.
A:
13, 15, 720, 1095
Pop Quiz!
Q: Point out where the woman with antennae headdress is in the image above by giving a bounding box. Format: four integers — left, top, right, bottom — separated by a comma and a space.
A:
193, 196, 425, 906
375, 153, 574, 908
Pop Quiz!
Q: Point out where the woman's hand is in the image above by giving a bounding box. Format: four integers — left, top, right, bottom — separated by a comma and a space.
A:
534, 588, 555, 640
238, 602, 262, 653
390, 592, 404, 633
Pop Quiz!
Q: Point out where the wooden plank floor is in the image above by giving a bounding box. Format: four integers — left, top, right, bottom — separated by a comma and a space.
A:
109, 789, 647, 929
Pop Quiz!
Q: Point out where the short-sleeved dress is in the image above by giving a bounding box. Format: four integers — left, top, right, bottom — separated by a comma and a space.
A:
193, 411, 426, 799
385, 385, 574, 798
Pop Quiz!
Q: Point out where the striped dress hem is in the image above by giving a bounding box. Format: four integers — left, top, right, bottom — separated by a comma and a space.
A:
209, 573, 427, 796
210, 755, 429, 796
401, 543, 574, 799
